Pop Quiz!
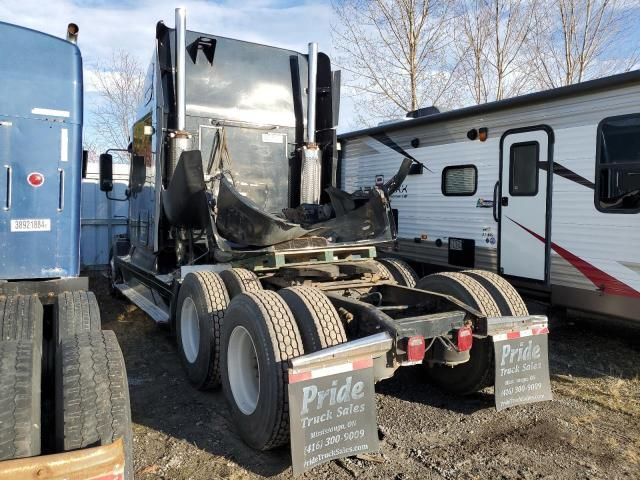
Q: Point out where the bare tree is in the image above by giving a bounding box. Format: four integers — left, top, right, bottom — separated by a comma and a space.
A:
530, 0, 639, 88
332, 0, 460, 125
89, 50, 145, 152
455, 0, 538, 104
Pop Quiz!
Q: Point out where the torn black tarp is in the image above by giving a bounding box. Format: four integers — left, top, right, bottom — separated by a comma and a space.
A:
215, 177, 310, 247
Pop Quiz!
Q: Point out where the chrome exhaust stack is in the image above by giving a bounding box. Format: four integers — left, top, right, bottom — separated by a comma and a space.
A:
175, 7, 187, 132
168, 7, 192, 179
66, 23, 79, 44
300, 42, 322, 205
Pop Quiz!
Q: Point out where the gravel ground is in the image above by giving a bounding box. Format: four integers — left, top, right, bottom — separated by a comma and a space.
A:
90, 275, 640, 480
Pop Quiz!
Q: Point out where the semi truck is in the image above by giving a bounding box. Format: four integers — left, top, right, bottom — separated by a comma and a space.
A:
100, 7, 551, 468
0, 21, 132, 479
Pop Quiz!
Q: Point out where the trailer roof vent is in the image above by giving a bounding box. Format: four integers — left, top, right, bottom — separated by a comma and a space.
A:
406, 106, 440, 119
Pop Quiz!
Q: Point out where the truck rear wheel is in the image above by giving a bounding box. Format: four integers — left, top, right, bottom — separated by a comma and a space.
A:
220, 268, 262, 299
176, 272, 229, 390
278, 286, 347, 352
55, 291, 101, 345
416, 272, 499, 394
0, 295, 43, 342
221, 290, 304, 450
0, 341, 41, 460
462, 270, 529, 316
55, 331, 133, 479
376, 258, 419, 287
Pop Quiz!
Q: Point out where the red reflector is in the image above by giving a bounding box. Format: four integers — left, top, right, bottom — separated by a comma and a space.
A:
27, 172, 44, 187
406, 335, 426, 362
456, 327, 473, 352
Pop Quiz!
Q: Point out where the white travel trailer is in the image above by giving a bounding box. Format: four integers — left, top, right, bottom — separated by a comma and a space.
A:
339, 71, 640, 322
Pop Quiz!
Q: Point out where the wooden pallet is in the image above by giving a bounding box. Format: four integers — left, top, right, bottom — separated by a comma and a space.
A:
233, 245, 377, 272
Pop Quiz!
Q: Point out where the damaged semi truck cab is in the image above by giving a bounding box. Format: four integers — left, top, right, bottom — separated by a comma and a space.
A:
101, 8, 550, 463
0, 21, 132, 479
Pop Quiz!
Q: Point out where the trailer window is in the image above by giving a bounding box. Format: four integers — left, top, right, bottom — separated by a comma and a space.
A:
509, 142, 539, 196
596, 113, 640, 213
442, 165, 477, 196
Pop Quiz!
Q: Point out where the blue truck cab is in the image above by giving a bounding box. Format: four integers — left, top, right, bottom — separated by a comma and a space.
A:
0, 22, 132, 477
0, 21, 85, 289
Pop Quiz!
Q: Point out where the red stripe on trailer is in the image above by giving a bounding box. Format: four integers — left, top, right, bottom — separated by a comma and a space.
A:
508, 217, 640, 299
352, 357, 373, 370
288, 357, 374, 384
532, 326, 549, 335
492, 324, 549, 342
288, 371, 312, 384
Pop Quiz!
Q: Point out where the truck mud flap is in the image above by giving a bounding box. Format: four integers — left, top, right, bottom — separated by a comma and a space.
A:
488, 316, 553, 411
287, 332, 391, 474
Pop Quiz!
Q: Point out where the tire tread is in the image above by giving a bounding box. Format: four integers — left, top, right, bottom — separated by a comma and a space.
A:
463, 270, 529, 316
56, 330, 132, 478
220, 268, 262, 299
377, 258, 419, 287
279, 286, 347, 352
242, 290, 304, 449
0, 341, 41, 460
56, 291, 101, 345
0, 295, 43, 342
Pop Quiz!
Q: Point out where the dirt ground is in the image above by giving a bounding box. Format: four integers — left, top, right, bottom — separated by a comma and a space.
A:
89, 275, 640, 480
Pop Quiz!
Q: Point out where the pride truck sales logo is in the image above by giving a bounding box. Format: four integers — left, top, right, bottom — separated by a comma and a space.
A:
288, 360, 379, 474
493, 325, 553, 411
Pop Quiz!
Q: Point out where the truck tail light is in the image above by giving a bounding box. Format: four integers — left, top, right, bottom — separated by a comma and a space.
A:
27, 172, 44, 187
406, 335, 426, 362
456, 326, 473, 352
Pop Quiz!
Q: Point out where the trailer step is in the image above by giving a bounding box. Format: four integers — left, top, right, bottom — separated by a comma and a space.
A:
115, 283, 170, 324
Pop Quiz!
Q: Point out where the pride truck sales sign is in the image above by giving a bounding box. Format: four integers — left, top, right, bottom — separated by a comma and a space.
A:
288, 358, 379, 475
493, 324, 553, 411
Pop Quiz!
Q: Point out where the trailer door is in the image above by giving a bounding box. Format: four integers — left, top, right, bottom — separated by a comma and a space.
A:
498, 128, 552, 282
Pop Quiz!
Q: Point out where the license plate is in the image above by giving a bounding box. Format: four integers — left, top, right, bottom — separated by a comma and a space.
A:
10, 218, 51, 232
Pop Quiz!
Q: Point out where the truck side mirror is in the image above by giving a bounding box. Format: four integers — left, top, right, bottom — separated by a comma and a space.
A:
99, 153, 113, 192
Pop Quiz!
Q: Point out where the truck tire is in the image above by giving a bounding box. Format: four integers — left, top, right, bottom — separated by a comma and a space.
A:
55, 330, 133, 479
220, 268, 262, 299
279, 286, 347, 352
55, 291, 101, 345
221, 290, 304, 450
0, 341, 41, 460
0, 295, 43, 342
416, 272, 499, 394
176, 272, 229, 390
377, 258, 419, 287
462, 270, 529, 316
372, 260, 393, 281
416, 272, 501, 317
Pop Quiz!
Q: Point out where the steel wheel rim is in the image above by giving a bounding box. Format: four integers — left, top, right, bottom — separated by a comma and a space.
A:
228, 326, 260, 415
181, 297, 200, 363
